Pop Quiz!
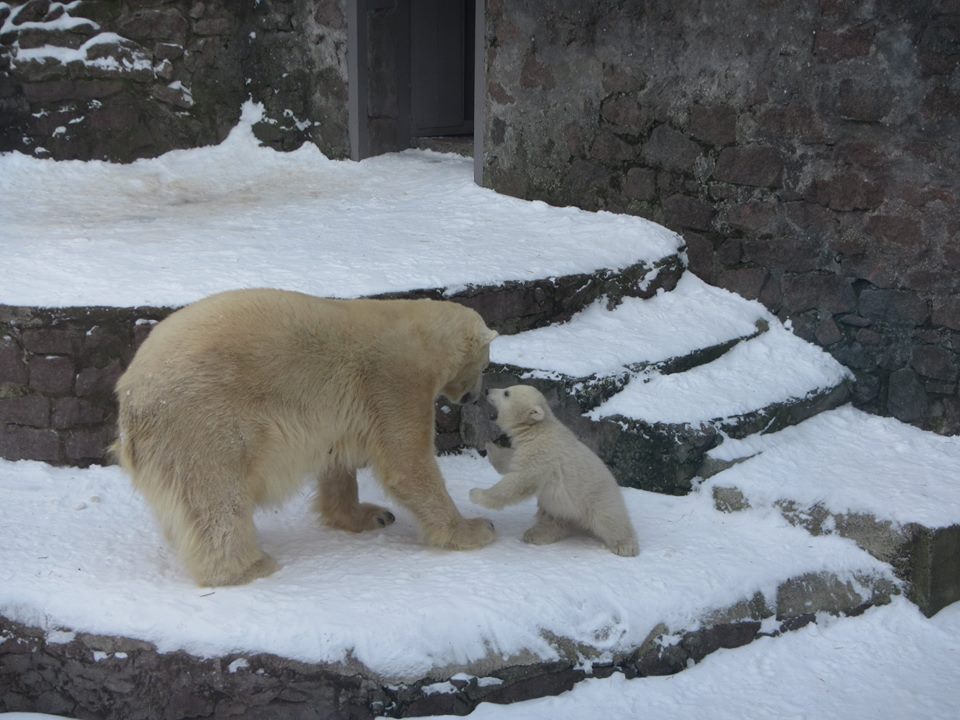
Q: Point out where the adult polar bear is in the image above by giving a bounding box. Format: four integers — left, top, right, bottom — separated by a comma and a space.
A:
113, 289, 498, 586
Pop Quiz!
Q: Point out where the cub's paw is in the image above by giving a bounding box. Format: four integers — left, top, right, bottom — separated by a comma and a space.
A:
469, 488, 499, 509
445, 516, 496, 550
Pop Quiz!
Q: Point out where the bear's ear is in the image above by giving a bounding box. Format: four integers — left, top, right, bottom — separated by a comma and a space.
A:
483, 328, 499, 344
528, 406, 545, 423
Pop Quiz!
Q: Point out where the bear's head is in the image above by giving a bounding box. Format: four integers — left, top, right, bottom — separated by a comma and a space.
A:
486, 385, 553, 434
440, 316, 497, 405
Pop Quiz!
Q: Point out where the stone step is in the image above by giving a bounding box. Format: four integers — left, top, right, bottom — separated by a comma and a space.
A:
0, 252, 685, 467
701, 406, 960, 617
0, 454, 898, 719
460, 278, 852, 494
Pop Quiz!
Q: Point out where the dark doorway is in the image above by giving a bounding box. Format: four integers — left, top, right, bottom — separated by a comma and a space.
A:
410, 0, 474, 139
349, 0, 478, 161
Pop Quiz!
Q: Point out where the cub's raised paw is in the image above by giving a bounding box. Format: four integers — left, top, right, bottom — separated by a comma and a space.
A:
469, 487, 497, 509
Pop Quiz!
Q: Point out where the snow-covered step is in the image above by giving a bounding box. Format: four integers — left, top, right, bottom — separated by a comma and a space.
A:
701, 406, 960, 617
461, 274, 769, 450
0, 454, 897, 718
582, 322, 852, 493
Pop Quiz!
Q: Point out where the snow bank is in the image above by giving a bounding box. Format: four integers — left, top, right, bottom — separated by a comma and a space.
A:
491, 272, 769, 377
0, 102, 682, 308
0, 453, 890, 681
704, 405, 960, 529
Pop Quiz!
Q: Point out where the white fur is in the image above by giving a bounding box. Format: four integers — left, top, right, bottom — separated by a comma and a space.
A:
470, 385, 639, 556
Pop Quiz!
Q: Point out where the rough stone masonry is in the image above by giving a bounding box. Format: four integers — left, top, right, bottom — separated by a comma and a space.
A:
480, 0, 960, 435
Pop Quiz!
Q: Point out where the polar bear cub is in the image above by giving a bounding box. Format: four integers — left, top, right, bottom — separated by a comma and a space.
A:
470, 385, 639, 556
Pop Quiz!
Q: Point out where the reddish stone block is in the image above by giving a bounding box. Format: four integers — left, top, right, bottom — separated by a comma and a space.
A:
0, 340, 28, 385
682, 232, 715, 282
932, 297, 960, 331
755, 104, 825, 143
688, 104, 737, 146
28, 356, 75, 395
51, 398, 110, 430
723, 201, 780, 234
859, 288, 929, 325
663, 194, 714, 232
912, 345, 958, 382
782, 273, 856, 314
75, 360, 124, 397
717, 267, 768, 300
625, 167, 656, 201
714, 146, 783, 188
21, 328, 75, 355
65, 426, 113, 464
601, 94, 653, 133
816, 315, 844, 346
837, 79, 893, 122
0, 426, 60, 463
0, 395, 49, 427
589, 130, 634, 163
864, 214, 924, 251
805, 173, 884, 211
643, 125, 700, 174
814, 27, 875, 61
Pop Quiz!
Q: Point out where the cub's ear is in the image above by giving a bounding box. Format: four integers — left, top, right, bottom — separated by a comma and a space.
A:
528, 406, 545, 423
483, 328, 499, 344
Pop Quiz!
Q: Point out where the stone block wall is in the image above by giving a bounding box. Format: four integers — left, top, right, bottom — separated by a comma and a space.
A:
0, 0, 349, 161
0, 306, 167, 466
480, 0, 960, 434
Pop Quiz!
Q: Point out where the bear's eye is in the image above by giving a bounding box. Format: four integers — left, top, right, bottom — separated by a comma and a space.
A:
504, 390, 510, 397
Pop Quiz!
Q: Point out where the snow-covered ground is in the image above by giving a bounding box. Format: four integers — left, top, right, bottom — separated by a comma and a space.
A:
0, 102, 681, 308
0, 451, 893, 682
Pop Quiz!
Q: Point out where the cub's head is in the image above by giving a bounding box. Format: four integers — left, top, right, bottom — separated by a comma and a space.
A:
440, 313, 497, 405
487, 385, 552, 434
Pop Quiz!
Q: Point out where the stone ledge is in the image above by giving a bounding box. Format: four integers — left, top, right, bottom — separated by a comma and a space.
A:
709, 488, 960, 617
0, 569, 897, 719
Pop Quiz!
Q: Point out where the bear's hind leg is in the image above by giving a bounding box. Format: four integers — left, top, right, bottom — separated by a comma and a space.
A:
588, 505, 639, 557
314, 466, 396, 532
178, 495, 277, 586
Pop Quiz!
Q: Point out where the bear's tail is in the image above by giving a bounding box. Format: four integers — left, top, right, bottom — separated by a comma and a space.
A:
109, 433, 136, 473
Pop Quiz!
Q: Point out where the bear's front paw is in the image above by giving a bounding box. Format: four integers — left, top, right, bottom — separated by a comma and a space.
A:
609, 539, 639, 557
439, 516, 496, 550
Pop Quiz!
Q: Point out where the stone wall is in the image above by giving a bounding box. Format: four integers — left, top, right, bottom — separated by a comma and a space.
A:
0, 0, 349, 161
0, 256, 679, 465
480, 0, 960, 434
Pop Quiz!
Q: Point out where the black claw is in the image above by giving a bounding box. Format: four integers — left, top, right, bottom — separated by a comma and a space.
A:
486, 520, 495, 531
385, 511, 395, 523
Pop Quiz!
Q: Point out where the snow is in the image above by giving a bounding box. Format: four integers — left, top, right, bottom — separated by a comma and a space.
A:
0, 453, 891, 682
0, 102, 682, 309
592, 323, 852, 424
491, 272, 769, 377
703, 405, 960, 529
408, 597, 960, 720
11, 33, 153, 75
